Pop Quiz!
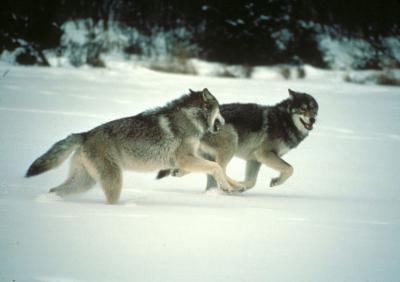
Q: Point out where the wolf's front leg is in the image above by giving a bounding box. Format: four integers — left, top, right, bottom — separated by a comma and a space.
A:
255, 151, 293, 187
176, 156, 244, 193
205, 174, 246, 191
239, 160, 261, 190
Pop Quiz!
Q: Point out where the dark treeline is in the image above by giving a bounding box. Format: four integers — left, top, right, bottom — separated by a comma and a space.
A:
1, 0, 399, 68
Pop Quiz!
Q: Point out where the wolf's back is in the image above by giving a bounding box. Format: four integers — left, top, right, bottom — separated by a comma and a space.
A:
26, 133, 83, 177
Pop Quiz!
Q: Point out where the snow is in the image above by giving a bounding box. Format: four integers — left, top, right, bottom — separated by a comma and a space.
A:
55, 20, 197, 68
271, 29, 293, 50
0, 40, 30, 65
62, 21, 89, 45
0, 62, 400, 282
317, 34, 400, 71
0, 49, 21, 64
384, 37, 400, 63
318, 35, 377, 70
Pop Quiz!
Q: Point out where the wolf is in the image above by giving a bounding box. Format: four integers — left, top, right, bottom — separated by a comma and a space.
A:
25, 88, 245, 204
157, 89, 319, 191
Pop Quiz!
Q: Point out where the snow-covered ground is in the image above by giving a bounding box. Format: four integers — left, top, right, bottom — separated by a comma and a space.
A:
0, 62, 399, 282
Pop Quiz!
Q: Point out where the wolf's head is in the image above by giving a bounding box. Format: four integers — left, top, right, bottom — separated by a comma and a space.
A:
189, 88, 225, 134
287, 89, 319, 133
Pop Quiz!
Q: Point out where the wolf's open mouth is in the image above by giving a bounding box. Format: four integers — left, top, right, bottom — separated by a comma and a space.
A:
210, 118, 222, 133
300, 118, 313, 130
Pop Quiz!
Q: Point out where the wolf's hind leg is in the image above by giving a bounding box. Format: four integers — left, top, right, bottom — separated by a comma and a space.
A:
49, 153, 96, 196
79, 150, 123, 204
96, 160, 123, 205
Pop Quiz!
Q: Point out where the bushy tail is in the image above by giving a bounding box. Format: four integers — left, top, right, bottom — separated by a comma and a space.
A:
26, 133, 83, 177
156, 170, 171, 179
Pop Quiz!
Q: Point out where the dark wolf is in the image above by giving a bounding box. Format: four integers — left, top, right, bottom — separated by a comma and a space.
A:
157, 89, 319, 190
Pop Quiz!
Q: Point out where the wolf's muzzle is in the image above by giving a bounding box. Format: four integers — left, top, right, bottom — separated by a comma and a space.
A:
300, 116, 316, 130
208, 112, 225, 134
212, 117, 223, 132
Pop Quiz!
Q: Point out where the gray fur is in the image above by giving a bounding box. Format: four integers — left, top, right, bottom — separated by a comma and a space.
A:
26, 88, 243, 204
26, 134, 83, 177
158, 89, 319, 190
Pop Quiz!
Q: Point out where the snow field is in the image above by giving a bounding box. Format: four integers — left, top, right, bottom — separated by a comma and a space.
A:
0, 62, 399, 282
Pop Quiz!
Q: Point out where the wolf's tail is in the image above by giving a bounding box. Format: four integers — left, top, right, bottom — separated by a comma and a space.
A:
26, 133, 84, 177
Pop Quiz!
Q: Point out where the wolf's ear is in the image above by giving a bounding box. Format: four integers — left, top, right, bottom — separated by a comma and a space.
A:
288, 89, 297, 98
189, 89, 196, 94
202, 88, 213, 101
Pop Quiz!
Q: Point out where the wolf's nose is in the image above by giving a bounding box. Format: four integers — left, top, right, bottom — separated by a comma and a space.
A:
310, 117, 316, 124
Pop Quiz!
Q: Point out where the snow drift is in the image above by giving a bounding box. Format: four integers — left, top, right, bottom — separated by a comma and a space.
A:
0, 62, 399, 282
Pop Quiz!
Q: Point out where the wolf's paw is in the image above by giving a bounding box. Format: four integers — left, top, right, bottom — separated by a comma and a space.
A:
239, 180, 255, 190
231, 183, 247, 193
49, 187, 66, 197
227, 178, 247, 193
49, 187, 59, 194
219, 184, 237, 195
220, 185, 245, 195
171, 169, 188, 177
237, 184, 248, 193
269, 177, 282, 188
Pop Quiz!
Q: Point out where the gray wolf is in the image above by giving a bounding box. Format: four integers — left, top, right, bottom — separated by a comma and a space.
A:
26, 88, 244, 204
157, 89, 319, 191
